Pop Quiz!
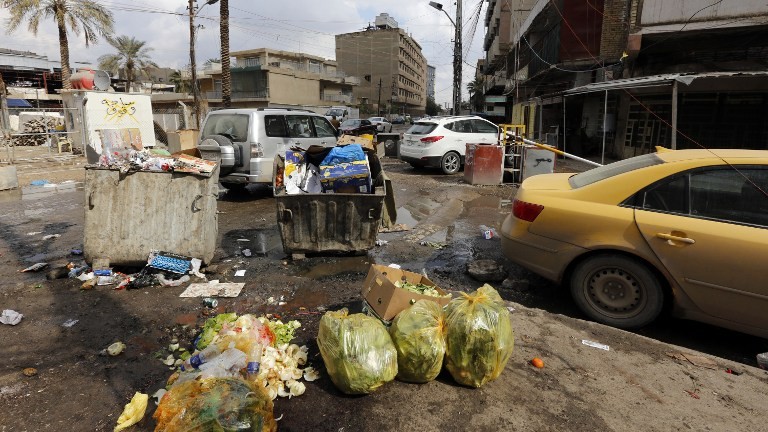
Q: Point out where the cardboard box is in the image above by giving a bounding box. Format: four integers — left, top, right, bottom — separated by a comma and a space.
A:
362, 264, 451, 321
320, 160, 371, 194
337, 134, 374, 151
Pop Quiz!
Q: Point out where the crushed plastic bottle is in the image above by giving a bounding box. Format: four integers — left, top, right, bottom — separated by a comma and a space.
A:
479, 225, 498, 239
180, 343, 222, 371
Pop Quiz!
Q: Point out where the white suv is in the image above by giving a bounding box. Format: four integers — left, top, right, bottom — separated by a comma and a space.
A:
198, 108, 338, 186
367, 116, 392, 133
399, 115, 500, 174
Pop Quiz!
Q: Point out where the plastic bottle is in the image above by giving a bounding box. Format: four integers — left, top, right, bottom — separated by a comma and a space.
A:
479, 225, 498, 239
180, 343, 221, 371
246, 342, 263, 377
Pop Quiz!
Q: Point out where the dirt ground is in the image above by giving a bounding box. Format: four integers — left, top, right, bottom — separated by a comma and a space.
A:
1, 147, 767, 431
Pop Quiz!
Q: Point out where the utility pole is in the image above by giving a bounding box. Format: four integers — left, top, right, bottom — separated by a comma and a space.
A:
377, 78, 382, 115
454, 0, 462, 116
188, 0, 200, 129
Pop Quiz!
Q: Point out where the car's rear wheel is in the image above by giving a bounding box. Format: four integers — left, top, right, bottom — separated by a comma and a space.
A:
570, 254, 664, 329
440, 151, 461, 175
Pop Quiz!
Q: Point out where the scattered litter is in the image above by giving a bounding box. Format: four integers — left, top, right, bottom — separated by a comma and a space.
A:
107, 341, 126, 356
419, 240, 446, 249
725, 368, 742, 376
0, 310, 23, 325
375, 239, 388, 246
20, 263, 48, 273
203, 298, 219, 308
666, 352, 717, 369
97, 275, 116, 286
757, 352, 768, 370
479, 225, 498, 239
500, 199, 511, 206
531, 357, 545, 368
62, 319, 79, 328
151, 388, 167, 406
189, 258, 205, 278
22, 368, 37, 377
114, 392, 148, 432
26, 232, 42, 236
41, 234, 61, 241
684, 389, 700, 399
157, 274, 190, 287
234, 269, 246, 277
76, 272, 95, 282
92, 258, 112, 276
378, 223, 411, 233
242, 249, 252, 257
148, 251, 192, 274
581, 339, 610, 351
180, 282, 245, 298
81, 279, 97, 290
388, 263, 402, 269
30, 180, 49, 186
237, 238, 250, 242
506, 306, 515, 313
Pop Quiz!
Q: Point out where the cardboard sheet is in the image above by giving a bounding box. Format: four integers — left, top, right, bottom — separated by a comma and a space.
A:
179, 282, 245, 298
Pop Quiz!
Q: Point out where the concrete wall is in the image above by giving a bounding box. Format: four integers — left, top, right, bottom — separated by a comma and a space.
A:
640, 0, 768, 30
268, 71, 321, 106
600, 0, 631, 60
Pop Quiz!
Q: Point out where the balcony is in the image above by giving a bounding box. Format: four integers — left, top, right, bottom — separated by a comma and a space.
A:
205, 89, 269, 100
233, 58, 263, 68
344, 76, 361, 85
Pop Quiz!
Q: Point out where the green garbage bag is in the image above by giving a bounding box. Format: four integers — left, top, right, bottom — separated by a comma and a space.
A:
444, 284, 514, 388
317, 309, 397, 394
389, 300, 446, 383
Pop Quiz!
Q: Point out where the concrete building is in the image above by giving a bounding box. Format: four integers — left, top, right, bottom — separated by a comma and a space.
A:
335, 13, 427, 116
0, 48, 62, 104
426, 65, 436, 100
152, 48, 359, 113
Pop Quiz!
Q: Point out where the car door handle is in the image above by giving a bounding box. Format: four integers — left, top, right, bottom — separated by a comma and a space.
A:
656, 232, 696, 245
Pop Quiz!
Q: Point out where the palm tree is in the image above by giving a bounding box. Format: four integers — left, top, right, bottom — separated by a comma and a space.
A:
466, 77, 485, 113
4, 0, 114, 90
169, 70, 190, 94
220, 0, 231, 107
98, 35, 158, 93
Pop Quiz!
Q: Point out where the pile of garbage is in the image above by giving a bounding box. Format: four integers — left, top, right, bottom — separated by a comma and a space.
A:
317, 284, 514, 394
91, 147, 216, 177
277, 141, 375, 195
112, 312, 318, 431
12, 117, 61, 146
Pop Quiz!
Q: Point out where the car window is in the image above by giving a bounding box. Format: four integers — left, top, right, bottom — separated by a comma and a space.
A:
311, 116, 336, 138
642, 175, 687, 214
472, 119, 498, 134
448, 120, 473, 133
341, 120, 358, 128
202, 114, 249, 142
406, 122, 438, 135
361, 120, 371, 126
690, 168, 768, 226
570, 153, 664, 189
286, 115, 314, 138
264, 115, 288, 137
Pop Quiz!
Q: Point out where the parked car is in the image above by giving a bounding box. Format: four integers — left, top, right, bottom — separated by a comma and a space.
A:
197, 108, 338, 187
368, 116, 392, 133
391, 116, 405, 124
339, 118, 377, 136
500, 148, 768, 338
399, 115, 500, 174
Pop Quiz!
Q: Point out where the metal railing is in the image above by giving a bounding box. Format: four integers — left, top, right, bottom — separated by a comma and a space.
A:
234, 58, 262, 68
322, 94, 353, 103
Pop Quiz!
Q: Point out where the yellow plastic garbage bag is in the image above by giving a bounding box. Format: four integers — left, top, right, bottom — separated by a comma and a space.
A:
444, 284, 514, 388
153, 378, 276, 432
317, 308, 397, 394
389, 300, 446, 383
114, 392, 148, 432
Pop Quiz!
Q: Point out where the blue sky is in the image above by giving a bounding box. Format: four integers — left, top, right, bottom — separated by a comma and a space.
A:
0, 0, 487, 108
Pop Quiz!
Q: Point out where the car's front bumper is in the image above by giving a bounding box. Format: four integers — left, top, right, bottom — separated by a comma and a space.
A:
500, 213, 586, 283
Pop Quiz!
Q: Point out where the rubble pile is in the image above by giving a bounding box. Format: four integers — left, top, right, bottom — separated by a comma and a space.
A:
12, 118, 60, 146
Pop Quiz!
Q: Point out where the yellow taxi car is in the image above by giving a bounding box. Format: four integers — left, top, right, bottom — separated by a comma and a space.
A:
501, 148, 768, 338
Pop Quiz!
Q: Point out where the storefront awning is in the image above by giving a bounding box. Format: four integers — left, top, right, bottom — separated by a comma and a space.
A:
564, 71, 768, 96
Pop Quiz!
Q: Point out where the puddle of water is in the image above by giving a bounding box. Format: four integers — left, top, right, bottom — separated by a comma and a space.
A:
396, 197, 441, 227
396, 207, 419, 227
299, 256, 371, 279
282, 290, 329, 310
466, 195, 502, 210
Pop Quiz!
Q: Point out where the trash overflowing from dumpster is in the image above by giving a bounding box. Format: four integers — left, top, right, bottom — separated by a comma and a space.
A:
90, 145, 217, 177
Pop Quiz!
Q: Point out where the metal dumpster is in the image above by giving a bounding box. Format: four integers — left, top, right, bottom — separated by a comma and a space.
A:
273, 148, 386, 256
83, 166, 219, 265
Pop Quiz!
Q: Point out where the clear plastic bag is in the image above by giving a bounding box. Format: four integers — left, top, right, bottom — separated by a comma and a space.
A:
389, 300, 446, 383
317, 309, 397, 394
153, 377, 276, 432
444, 284, 514, 388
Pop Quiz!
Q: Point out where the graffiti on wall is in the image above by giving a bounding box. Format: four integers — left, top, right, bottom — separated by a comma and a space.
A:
102, 98, 138, 123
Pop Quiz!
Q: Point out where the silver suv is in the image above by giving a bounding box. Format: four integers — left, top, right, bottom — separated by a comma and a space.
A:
198, 108, 338, 186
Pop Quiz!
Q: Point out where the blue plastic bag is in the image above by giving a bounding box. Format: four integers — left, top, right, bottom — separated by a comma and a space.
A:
320, 144, 365, 166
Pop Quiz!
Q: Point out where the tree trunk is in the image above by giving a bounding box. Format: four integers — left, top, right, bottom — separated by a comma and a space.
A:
126, 62, 133, 93
55, 4, 72, 90
221, 0, 231, 107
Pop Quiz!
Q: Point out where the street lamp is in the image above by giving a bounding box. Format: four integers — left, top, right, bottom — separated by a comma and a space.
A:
189, 0, 219, 129
429, 1, 461, 115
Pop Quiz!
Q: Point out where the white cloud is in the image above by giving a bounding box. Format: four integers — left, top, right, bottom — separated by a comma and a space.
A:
0, 0, 486, 107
